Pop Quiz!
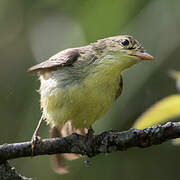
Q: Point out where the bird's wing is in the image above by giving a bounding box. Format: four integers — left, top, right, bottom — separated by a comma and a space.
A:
28, 48, 80, 73
115, 75, 123, 99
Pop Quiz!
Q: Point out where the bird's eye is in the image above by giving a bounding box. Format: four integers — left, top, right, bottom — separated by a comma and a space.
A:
121, 39, 130, 46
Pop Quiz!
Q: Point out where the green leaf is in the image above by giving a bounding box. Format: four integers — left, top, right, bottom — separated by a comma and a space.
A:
133, 94, 180, 129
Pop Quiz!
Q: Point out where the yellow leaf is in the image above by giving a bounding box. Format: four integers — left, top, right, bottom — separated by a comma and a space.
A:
172, 138, 180, 145
133, 94, 180, 129
169, 70, 180, 80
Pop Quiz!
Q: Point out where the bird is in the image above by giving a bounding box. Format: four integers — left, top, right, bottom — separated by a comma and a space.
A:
28, 35, 154, 174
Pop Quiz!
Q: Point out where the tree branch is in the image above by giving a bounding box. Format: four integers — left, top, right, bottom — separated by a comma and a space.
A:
0, 161, 33, 180
1, 122, 180, 162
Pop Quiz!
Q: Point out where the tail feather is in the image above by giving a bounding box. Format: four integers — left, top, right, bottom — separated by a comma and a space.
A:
50, 154, 69, 174
49, 126, 69, 174
49, 121, 88, 174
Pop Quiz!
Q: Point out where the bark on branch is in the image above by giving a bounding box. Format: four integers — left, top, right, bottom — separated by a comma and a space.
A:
1, 122, 180, 163
0, 161, 32, 180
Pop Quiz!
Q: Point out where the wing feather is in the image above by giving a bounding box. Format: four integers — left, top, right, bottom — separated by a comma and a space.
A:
28, 48, 80, 73
115, 75, 123, 99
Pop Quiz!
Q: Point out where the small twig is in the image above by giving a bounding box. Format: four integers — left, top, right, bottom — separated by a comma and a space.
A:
0, 122, 180, 162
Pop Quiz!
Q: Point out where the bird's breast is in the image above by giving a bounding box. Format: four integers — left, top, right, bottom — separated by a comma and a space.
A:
40, 70, 121, 129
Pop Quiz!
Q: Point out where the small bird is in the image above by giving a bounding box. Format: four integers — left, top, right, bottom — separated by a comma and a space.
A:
28, 35, 154, 174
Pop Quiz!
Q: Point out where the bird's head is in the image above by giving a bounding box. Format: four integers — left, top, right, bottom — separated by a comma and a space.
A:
91, 35, 154, 71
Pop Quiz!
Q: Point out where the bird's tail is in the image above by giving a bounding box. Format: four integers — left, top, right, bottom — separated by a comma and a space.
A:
49, 121, 88, 174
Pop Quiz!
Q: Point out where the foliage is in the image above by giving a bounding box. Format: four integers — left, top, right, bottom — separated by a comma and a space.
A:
134, 70, 180, 144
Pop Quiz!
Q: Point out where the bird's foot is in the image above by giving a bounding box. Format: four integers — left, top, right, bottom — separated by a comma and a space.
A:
31, 115, 44, 156
31, 133, 42, 156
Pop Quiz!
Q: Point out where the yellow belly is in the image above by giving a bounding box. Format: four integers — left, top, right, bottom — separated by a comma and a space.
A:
40, 73, 121, 129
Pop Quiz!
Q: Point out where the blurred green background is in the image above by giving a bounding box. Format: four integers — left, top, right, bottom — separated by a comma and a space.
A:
1, 0, 180, 179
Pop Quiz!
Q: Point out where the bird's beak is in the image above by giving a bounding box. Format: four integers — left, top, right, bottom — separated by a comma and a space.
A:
131, 51, 154, 61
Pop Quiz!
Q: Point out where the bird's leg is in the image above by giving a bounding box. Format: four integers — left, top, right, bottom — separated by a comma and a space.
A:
87, 126, 94, 138
31, 115, 44, 155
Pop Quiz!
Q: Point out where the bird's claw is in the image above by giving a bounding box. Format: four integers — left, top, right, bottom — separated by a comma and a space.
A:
31, 134, 42, 156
